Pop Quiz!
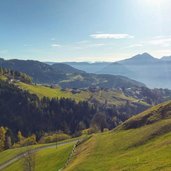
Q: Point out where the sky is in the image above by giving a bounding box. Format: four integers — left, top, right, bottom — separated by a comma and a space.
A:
0, 0, 171, 62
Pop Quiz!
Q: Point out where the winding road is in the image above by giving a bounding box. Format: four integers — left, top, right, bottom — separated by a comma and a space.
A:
0, 140, 77, 170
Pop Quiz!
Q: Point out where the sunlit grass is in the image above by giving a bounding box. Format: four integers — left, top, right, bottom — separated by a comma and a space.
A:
65, 114, 171, 170
16, 82, 90, 101
16, 82, 149, 107
3, 143, 74, 171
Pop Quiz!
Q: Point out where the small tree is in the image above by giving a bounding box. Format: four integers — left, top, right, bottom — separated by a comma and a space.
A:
18, 131, 24, 144
0, 127, 6, 151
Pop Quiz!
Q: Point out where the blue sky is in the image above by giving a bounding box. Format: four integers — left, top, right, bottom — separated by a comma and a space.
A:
0, 0, 171, 62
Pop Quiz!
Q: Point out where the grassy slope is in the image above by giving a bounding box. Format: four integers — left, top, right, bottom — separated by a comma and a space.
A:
90, 89, 148, 106
3, 143, 74, 171
16, 82, 91, 101
16, 82, 148, 106
65, 101, 171, 171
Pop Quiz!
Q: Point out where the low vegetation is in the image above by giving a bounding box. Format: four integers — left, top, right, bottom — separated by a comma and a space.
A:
39, 133, 71, 144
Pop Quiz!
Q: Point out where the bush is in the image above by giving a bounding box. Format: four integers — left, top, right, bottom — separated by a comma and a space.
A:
15, 134, 37, 147
39, 133, 71, 144
81, 128, 97, 135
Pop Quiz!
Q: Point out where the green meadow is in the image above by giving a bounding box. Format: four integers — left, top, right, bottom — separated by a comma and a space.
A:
16, 82, 90, 101
3, 143, 74, 171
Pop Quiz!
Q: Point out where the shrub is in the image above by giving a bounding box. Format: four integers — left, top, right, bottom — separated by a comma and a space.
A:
39, 133, 71, 144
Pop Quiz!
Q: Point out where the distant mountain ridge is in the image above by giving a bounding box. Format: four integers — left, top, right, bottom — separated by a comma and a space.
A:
51, 63, 85, 74
0, 58, 145, 89
115, 53, 171, 88
61, 53, 171, 89
64, 62, 110, 73
2, 52, 171, 89
161, 56, 171, 61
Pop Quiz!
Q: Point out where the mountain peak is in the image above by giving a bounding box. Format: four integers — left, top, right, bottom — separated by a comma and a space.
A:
133, 52, 155, 60
119, 53, 158, 64
142, 52, 152, 56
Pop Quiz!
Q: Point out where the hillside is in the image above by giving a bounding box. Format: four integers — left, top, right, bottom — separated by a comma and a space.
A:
120, 100, 171, 130
16, 78, 171, 127
0, 78, 99, 139
15, 82, 90, 102
1, 68, 171, 137
51, 63, 85, 74
0, 76, 148, 139
0, 58, 145, 89
63, 101, 171, 171
16, 78, 171, 107
0, 58, 69, 83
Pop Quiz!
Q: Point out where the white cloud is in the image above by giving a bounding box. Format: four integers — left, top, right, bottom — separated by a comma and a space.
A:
148, 36, 171, 47
90, 33, 134, 39
127, 44, 143, 48
72, 43, 105, 50
151, 49, 171, 57
88, 43, 105, 47
51, 44, 61, 47
75, 40, 90, 44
